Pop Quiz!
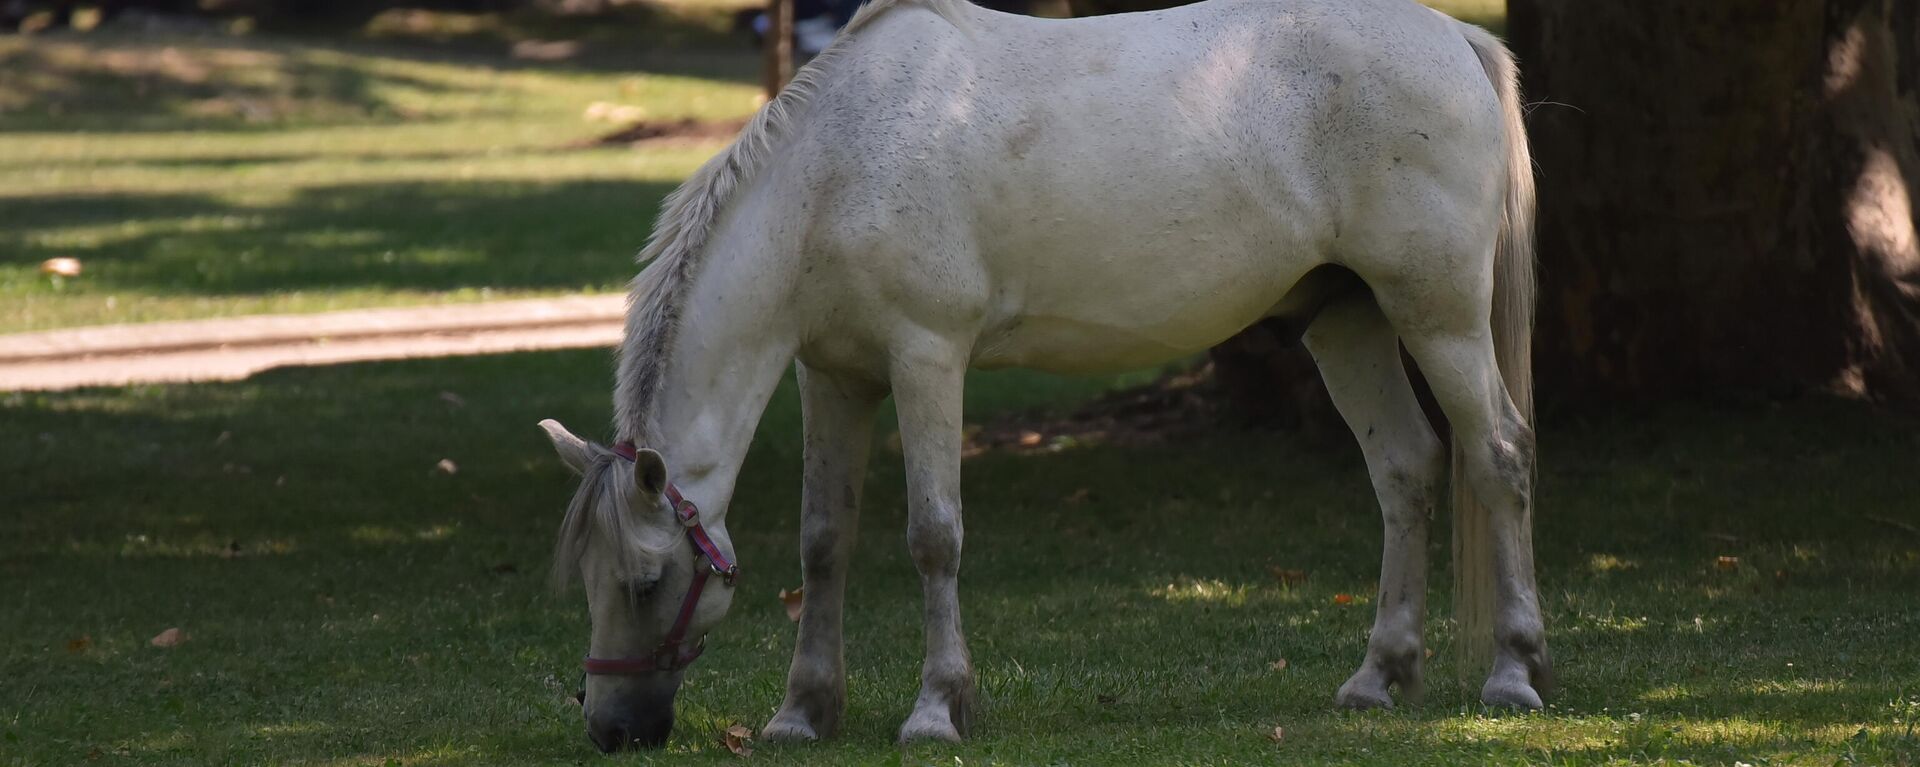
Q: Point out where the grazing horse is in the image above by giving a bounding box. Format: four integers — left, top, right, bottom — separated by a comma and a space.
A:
540, 0, 1547, 751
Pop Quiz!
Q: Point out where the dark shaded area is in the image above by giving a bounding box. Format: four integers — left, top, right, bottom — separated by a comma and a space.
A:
0, 177, 676, 296
570, 115, 747, 147
1507, 0, 1920, 407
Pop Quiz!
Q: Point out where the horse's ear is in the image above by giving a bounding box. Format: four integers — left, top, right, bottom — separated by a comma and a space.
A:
538, 419, 594, 475
634, 448, 669, 496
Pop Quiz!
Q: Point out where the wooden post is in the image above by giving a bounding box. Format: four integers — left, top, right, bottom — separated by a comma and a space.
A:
763, 0, 794, 99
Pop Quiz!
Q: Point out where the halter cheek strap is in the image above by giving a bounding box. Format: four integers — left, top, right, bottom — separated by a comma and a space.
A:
582, 441, 738, 676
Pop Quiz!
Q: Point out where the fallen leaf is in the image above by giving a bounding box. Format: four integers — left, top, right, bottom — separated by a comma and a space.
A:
1424, 647, 1435, 659
150, 628, 185, 648
1332, 593, 1355, 605
1268, 566, 1309, 586
1064, 487, 1092, 505
1269, 725, 1286, 744
1269, 658, 1288, 672
434, 459, 458, 475
66, 635, 92, 654
1017, 430, 1044, 447
721, 723, 754, 757
40, 257, 82, 278
1715, 555, 1739, 571
438, 391, 466, 408
779, 588, 804, 622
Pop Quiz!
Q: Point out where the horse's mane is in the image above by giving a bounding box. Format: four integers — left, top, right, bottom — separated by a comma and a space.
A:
550, 444, 680, 588
614, 0, 971, 443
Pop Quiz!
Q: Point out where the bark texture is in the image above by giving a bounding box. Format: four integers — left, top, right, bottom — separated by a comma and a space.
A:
1509, 0, 1920, 404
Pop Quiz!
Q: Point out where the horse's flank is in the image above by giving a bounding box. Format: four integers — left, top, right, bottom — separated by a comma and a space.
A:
613, 0, 972, 444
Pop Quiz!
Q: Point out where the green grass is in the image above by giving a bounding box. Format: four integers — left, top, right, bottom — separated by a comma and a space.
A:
4, 352, 1918, 766
0, 18, 759, 333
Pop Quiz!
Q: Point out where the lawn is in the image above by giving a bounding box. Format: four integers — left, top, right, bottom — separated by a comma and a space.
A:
0, 2, 762, 333
3, 351, 1918, 766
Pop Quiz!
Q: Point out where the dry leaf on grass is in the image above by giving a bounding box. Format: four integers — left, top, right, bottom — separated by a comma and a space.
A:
1715, 555, 1740, 571
1269, 658, 1288, 672
66, 635, 92, 654
721, 723, 754, 757
1332, 593, 1355, 605
150, 627, 186, 648
1017, 430, 1044, 447
779, 588, 804, 622
1269, 725, 1286, 744
434, 459, 458, 475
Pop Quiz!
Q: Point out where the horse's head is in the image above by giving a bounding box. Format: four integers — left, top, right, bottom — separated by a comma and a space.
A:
540, 419, 738, 752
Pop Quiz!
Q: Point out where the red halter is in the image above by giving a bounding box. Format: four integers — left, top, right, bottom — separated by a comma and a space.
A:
582, 441, 738, 675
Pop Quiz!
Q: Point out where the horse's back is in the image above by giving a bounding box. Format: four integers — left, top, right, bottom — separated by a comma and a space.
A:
786, 0, 1505, 372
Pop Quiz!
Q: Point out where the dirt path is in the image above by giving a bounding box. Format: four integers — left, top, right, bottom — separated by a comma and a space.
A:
0, 296, 625, 391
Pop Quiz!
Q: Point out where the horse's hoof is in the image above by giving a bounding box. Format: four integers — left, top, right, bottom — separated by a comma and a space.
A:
761, 713, 821, 742
897, 707, 964, 744
1480, 678, 1544, 710
1333, 679, 1395, 710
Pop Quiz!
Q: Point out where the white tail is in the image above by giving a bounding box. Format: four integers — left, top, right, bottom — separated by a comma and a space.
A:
1454, 25, 1536, 681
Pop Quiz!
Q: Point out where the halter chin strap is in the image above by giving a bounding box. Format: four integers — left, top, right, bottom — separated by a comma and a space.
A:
583, 441, 738, 676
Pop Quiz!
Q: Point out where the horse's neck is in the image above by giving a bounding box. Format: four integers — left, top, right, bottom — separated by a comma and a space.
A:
640, 220, 799, 525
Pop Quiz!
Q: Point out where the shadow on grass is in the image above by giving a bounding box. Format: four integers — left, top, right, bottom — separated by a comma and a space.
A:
0, 24, 755, 134
0, 351, 1916, 764
1, 177, 679, 297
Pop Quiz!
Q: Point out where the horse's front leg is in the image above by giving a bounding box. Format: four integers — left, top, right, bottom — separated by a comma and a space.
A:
890, 341, 973, 743
764, 365, 884, 742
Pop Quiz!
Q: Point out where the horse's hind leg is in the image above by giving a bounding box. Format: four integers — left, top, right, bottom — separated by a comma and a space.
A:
765, 364, 885, 742
1302, 294, 1445, 709
889, 334, 974, 743
1394, 321, 1550, 709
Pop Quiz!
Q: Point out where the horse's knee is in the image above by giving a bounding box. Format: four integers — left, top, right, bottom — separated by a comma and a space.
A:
906, 501, 962, 574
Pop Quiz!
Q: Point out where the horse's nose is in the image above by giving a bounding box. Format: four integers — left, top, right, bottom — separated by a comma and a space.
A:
587, 710, 672, 752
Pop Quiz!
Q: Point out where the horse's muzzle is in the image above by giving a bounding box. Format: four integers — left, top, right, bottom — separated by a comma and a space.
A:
586, 708, 673, 752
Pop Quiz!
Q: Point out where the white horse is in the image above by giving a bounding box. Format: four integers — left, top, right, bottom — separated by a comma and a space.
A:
539, 0, 1546, 751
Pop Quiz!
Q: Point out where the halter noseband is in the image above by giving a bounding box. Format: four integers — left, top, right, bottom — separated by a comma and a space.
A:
581, 440, 738, 676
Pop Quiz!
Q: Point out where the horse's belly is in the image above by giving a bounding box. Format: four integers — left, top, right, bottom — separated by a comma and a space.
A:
971, 256, 1291, 374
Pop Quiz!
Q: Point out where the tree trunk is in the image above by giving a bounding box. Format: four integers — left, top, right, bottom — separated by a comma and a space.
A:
1509, 0, 1920, 405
